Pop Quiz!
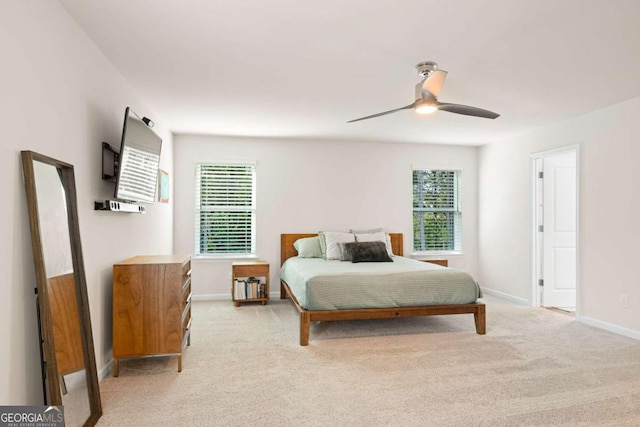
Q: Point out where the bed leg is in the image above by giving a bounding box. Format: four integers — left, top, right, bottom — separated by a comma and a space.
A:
300, 312, 310, 346
474, 304, 486, 335
280, 281, 286, 299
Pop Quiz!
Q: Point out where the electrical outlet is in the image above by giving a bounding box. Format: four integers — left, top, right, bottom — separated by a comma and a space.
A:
619, 294, 629, 308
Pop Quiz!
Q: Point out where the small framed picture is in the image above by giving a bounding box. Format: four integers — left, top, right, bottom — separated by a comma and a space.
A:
159, 169, 169, 203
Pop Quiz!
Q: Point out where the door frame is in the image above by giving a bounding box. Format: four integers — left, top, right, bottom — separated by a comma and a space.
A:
529, 144, 580, 318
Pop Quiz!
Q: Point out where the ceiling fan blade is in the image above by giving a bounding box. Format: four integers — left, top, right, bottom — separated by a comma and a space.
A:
437, 102, 500, 119
347, 102, 416, 123
421, 70, 448, 97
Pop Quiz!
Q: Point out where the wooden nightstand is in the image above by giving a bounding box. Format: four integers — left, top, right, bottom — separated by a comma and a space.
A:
421, 259, 448, 267
232, 261, 270, 306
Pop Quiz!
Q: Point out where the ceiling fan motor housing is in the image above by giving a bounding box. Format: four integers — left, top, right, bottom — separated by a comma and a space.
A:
416, 61, 438, 77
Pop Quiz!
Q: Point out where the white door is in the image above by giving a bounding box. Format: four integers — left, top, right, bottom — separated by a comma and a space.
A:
542, 151, 577, 308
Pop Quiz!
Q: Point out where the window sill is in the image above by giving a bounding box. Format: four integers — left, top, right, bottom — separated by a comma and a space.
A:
410, 251, 464, 258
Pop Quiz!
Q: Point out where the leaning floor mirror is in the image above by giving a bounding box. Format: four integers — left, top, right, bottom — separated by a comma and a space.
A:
21, 151, 102, 426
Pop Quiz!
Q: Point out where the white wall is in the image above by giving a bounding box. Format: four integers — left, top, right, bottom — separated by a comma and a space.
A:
478, 96, 640, 335
1, 1, 173, 404
174, 135, 479, 298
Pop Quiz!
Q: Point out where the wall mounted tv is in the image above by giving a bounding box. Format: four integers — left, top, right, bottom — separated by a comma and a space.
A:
114, 107, 162, 203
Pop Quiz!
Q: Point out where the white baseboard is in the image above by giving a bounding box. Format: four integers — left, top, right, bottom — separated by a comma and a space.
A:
480, 288, 640, 341
99, 359, 114, 380
192, 291, 282, 302
480, 287, 530, 306
192, 294, 229, 301
580, 316, 640, 341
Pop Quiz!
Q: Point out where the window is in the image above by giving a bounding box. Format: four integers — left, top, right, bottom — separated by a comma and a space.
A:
195, 163, 256, 255
412, 169, 461, 252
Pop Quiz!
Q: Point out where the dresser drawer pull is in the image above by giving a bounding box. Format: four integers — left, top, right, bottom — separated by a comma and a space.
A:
182, 300, 191, 322
181, 277, 191, 293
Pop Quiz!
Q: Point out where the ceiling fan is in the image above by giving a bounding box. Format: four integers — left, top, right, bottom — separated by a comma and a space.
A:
347, 61, 500, 123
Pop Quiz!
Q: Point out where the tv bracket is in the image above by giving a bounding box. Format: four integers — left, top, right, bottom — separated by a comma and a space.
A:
101, 141, 119, 183
94, 142, 145, 213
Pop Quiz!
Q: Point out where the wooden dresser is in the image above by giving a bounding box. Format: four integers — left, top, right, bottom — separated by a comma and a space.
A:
112, 254, 192, 376
48, 272, 84, 376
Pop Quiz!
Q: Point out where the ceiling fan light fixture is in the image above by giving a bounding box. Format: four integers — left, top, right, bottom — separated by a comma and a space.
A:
415, 102, 437, 115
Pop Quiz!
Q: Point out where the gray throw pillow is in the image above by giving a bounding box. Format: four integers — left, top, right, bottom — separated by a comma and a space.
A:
345, 241, 393, 263
337, 242, 354, 261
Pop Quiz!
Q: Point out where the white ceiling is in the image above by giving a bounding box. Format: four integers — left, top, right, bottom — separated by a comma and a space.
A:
59, 0, 640, 145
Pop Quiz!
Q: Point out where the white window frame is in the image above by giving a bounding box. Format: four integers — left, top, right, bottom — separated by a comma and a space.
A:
195, 162, 256, 257
412, 169, 462, 254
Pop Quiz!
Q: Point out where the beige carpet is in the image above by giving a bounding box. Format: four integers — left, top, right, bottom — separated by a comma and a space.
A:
96, 297, 640, 426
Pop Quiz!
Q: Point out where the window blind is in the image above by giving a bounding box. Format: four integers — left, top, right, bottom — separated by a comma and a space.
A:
412, 170, 461, 252
195, 163, 256, 255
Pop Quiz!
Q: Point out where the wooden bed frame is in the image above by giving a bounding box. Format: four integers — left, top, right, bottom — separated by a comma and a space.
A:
280, 233, 486, 346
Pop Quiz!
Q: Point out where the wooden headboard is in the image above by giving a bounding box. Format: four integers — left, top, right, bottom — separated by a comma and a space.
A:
280, 233, 404, 265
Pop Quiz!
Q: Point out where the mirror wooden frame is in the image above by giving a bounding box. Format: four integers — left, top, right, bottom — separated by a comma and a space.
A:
21, 151, 102, 426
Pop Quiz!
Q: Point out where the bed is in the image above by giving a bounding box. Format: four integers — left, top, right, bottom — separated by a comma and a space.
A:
280, 233, 486, 346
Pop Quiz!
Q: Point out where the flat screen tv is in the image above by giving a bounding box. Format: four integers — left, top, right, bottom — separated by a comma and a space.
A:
114, 107, 162, 203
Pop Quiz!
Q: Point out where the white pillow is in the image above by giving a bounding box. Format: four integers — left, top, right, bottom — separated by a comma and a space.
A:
355, 231, 394, 257
322, 231, 356, 260
350, 228, 384, 234
385, 234, 395, 257
318, 232, 327, 258
354, 231, 386, 243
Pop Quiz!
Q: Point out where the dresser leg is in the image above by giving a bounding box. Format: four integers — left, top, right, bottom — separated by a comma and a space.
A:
113, 359, 119, 377
178, 354, 182, 372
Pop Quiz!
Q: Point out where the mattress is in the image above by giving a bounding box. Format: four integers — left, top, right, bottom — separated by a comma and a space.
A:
280, 256, 482, 310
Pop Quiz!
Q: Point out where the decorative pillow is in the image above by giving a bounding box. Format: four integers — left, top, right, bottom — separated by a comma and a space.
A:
318, 232, 327, 258
385, 234, 395, 257
354, 231, 394, 257
322, 231, 356, 260
293, 236, 322, 258
337, 242, 354, 261
354, 231, 386, 243
346, 241, 393, 263
350, 228, 384, 234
